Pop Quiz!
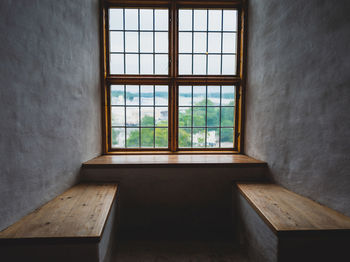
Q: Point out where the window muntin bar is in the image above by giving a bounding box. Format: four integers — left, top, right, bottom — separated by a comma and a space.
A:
178, 85, 235, 149
109, 8, 169, 75
111, 85, 169, 149
178, 8, 238, 76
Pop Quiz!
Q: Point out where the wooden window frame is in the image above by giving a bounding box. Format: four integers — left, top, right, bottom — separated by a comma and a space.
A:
100, 0, 247, 154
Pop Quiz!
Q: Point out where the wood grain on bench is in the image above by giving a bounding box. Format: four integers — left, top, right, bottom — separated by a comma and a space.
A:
237, 183, 350, 235
0, 183, 118, 242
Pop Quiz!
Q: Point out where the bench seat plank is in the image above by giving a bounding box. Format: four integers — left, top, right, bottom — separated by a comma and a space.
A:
237, 183, 350, 234
0, 183, 118, 241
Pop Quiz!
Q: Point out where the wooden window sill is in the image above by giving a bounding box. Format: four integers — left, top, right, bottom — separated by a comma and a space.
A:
82, 154, 266, 168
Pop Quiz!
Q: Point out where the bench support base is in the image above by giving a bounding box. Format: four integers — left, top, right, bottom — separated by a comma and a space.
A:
236, 189, 349, 262
1, 198, 119, 262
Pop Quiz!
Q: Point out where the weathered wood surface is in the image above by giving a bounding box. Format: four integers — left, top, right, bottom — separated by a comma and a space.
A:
237, 183, 350, 234
0, 183, 118, 241
83, 154, 266, 167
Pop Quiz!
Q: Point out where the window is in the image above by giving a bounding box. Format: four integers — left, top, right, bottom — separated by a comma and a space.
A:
101, 0, 246, 153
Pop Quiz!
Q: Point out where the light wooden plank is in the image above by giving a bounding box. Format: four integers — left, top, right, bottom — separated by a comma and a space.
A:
83, 154, 266, 167
237, 183, 350, 233
0, 183, 118, 240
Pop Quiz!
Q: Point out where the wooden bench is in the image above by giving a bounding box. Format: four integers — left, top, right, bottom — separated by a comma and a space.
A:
236, 183, 350, 262
0, 183, 119, 262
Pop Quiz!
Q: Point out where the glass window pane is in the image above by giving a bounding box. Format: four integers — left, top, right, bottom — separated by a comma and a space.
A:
179, 107, 192, 127
110, 54, 124, 74
179, 128, 191, 148
140, 32, 153, 53
140, 54, 153, 74
179, 55, 192, 75
179, 32, 192, 53
194, 32, 207, 53
207, 107, 220, 127
207, 86, 220, 106
155, 9, 168, 30
140, 9, 153, 30
193, 107, 205, 127
141, 85, 153, 105
208, 55, 221, 75
155, 85, 168, 105
179, 10, 192, 31
141, 128, 154, 148
221, 107, 234, 127
141, 107, 154, 126
179, 86, 192, 106
111, 107, 125, 126
155, 107, 168, 126
155, 32, 168, 53
126, 85, 139, 105
223, 10, 237, 31
193, 55, 206, 75
220, 128, 234, 148
208, 33, 221, 53
125, 9, 138, 30
126, 128, 139, 148
194, 10, 207, 31
223, 33, 236, 53
155, 55, 168, 74
207, 128, 219, 148
125, 32, 138, 52
222, 86, 235, 106
110, 32, 124, 52
208, 10, 222, 31
109, 9, 123, 30
125, 54, 139, 74
222, 55, 236, 75
193, 86, 206, 105
126, 107, 139, 127
111, 85, 124, 105
155, 128, 168, 148
112, 128, 125, 148
193, 128, 205, 148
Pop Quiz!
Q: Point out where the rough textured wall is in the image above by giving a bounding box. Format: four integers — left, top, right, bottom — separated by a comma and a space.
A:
0, 0, 101, 230
245, 0, 350, 216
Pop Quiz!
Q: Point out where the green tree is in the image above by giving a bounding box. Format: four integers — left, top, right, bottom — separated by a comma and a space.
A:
123, 98, 235, 148
155, 127, 168, 147
126, 129, 139, 147
179, 128, 191, 147
141, 115, 154, 126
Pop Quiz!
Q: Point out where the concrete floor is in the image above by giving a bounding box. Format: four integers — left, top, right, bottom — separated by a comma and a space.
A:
112, 241, 248, 262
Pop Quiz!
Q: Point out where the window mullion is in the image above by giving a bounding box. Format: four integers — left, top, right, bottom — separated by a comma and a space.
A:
220, 9, 224, 75
138, 9, 141, 148
123, 8, 126, 74
191, 9, 194, 75
170, 3, 177, 151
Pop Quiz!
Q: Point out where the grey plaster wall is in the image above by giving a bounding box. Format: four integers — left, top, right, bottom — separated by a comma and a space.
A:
245, 0, 350, 216
0, 0, 101, 230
